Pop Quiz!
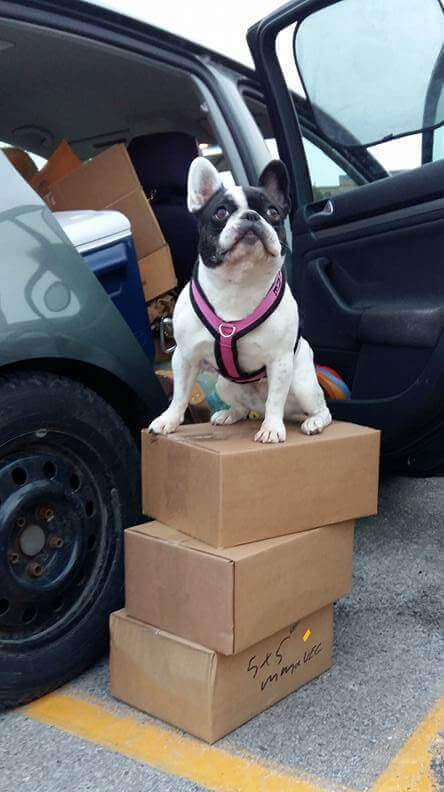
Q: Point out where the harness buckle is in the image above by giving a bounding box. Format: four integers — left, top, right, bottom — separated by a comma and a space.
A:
218, 323, 236, 338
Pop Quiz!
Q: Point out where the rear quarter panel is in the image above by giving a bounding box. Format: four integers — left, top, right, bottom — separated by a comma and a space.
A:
0, 154, 166, 418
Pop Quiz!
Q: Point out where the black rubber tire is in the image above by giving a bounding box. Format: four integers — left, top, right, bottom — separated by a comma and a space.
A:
0, 371, 140, 710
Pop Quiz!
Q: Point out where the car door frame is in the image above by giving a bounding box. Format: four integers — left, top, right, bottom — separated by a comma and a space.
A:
247, 0, 444, 212
246, 1, 340, 212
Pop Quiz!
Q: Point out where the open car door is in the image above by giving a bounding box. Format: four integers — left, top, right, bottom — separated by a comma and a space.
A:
248, 0, 444, 473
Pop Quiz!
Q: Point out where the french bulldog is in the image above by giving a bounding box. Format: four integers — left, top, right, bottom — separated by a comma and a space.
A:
149, 156, 331, 443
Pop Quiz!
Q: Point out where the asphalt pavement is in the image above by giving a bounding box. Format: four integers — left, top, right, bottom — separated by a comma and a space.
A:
1, 474, 443, 792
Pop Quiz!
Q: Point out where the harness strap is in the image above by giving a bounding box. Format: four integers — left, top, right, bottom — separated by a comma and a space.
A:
190, 269, 287, 383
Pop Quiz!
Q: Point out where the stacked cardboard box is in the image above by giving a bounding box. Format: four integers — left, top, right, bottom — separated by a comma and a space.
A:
110, 420, 380, 743
32, 142, 177, 302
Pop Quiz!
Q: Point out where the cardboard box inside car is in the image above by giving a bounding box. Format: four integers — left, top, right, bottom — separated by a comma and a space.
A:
110, 604, 333, 743
40, 143, 176, 300
142, 421, 380, 547
125, 519, 354, 654
31, 140, 82, 195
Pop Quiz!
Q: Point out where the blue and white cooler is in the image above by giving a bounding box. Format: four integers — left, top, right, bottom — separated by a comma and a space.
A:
55, 209, 154, 359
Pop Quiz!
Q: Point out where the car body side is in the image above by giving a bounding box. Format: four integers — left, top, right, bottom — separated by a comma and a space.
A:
0, 152, 167, 432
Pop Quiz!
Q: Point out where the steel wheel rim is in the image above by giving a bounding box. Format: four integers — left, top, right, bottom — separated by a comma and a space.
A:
0, 430, 119, 647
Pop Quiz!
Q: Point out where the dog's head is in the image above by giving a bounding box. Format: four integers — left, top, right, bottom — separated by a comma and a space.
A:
187, 157, 290, 275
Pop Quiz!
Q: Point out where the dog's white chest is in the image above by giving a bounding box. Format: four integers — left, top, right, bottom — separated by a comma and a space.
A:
175, 283, 298, 377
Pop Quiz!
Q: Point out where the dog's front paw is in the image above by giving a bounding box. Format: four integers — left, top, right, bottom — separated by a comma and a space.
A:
301, 408, 332, 435
211, 408, 246, 426
254, 418, 286, 444
148, 409, 182, 435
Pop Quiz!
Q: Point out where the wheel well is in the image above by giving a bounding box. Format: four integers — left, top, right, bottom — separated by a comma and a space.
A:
0, 359, 148, 442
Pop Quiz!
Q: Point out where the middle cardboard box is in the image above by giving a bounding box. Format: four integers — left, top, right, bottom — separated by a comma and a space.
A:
125, 519, 354, 654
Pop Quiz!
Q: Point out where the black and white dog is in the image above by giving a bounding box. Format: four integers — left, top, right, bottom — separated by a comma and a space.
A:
149, 157, 331, 443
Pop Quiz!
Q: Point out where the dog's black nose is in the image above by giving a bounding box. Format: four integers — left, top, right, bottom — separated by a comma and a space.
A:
242, 210, 260, 223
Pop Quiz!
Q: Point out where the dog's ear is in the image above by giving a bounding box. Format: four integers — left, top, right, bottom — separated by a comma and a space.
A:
187, 156, 223, 213
259, 160, 290, 215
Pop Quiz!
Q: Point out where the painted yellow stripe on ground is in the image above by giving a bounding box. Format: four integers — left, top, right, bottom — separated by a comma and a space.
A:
22, 693, 353, 792
371, 695, 444, 792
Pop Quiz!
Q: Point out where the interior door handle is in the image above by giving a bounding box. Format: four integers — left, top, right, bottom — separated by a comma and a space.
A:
305, 199, 335, 227
310, 258, 361, 319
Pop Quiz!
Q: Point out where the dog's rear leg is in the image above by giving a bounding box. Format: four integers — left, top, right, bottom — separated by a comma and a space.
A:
287, 339, 332, 435
211, 377, 249, 425
149, 347, 199, 435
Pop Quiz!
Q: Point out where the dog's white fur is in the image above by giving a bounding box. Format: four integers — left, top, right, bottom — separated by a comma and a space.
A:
149, 157, 332, 443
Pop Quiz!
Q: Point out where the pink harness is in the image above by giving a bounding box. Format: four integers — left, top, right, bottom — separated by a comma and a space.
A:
190, 269, 287, 383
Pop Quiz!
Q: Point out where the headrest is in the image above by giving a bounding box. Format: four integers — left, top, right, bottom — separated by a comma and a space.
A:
128, 132, 198, 195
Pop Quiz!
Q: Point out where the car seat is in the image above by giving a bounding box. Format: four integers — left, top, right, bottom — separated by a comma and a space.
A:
128, 132, 199, 291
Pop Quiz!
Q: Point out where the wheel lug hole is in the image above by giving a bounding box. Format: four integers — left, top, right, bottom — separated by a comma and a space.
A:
8, 552, 20, 565
36, 505, 55, 523
27, 561, 43, 578
12, 467, 27, 486
48, 534, 64, 550
16, 516, 26, 529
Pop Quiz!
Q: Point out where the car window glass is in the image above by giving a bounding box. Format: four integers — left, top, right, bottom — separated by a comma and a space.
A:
433, 127, 444, 161
266, 136, 358, 199
270, 8, 444, 186
293, 0, 444, 148
432, 86, 444, 161
198, 142, 235, 187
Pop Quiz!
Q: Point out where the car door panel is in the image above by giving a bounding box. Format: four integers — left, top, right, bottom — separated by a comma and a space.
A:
249, 0, 444, 466
296, 167, 444, 330
298, 158, 444, 232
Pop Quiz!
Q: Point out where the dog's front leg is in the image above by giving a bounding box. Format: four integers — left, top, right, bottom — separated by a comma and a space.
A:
149, 347, 199, 435
254, 352, 293, 443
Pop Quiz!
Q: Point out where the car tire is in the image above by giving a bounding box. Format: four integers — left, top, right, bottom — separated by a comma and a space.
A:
0, 371, 140, 710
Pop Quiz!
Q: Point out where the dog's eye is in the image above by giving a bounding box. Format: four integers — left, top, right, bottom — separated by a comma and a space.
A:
266, 206, 280, 223
214, 206, 229, 222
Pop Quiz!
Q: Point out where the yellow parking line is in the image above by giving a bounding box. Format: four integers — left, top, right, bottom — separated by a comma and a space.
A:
371, 695, 444, 792
22, 693, 353, 792
22, 691, 444, 792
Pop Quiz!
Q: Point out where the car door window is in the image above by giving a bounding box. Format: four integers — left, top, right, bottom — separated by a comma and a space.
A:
198, 142, 235, 188
293, 0, 444, 149
257, 0, 444, 191
266, 135, 358, 200
302, 139, 358, 200
431, 85, 444, 161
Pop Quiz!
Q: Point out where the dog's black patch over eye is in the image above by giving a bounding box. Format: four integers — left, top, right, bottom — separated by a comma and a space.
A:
266, 206, 281, 223
214, 206, 229, 222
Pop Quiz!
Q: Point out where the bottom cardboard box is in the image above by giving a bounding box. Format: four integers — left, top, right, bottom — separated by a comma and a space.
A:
110, 604, 333, 743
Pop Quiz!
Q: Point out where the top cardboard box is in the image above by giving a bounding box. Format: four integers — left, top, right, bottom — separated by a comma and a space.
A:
142, 420, 380, 547
41, 144, 176, 300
